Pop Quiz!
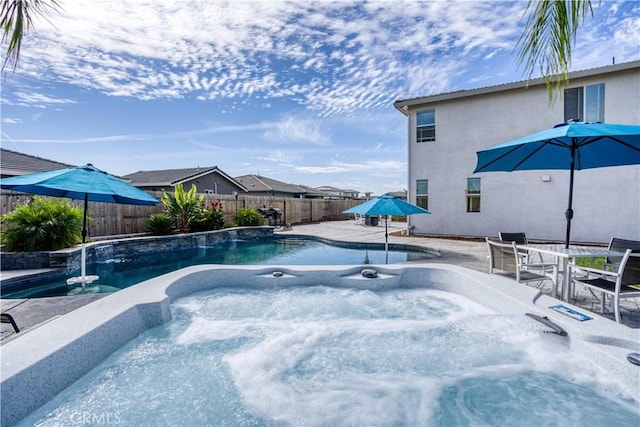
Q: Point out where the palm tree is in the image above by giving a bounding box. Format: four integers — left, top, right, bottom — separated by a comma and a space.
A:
1, 0, 60, 71
516, 0, 595, 101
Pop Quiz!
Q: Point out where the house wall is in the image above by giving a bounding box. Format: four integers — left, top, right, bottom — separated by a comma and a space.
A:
137, 172, 243, 194
181, 174, 243, 195
405, 66, 640, 244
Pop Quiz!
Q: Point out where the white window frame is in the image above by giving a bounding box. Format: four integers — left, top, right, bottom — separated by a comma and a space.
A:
564, 83, 605, 122
416, 109, 435, 143
466, 178, 480, 213
416, 179, 428, 210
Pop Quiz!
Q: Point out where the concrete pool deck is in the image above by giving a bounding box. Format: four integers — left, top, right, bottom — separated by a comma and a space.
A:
1, 220, 639, 340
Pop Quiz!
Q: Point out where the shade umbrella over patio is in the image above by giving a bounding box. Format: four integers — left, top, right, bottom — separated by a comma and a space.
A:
343, 195, 430, 261
0, 164, 159, 284
473, 121, 640, 248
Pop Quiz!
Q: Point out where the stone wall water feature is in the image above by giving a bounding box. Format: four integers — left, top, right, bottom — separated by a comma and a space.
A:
0, 227, 274, 274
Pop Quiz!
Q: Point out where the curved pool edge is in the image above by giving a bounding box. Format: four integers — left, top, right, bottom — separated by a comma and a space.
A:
1, 264, 638, 426
272, 233, 442, 257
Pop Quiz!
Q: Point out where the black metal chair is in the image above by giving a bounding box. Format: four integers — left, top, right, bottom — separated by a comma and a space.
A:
1, 313, 20, 333
603, 237, 640, 271
573, 249, 640, 323
499, 231, 544, 263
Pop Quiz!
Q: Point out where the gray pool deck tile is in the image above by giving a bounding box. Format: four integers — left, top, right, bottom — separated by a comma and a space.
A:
1, 220, 638, 342
0, 267, 61, 283
280, 220, 490, 272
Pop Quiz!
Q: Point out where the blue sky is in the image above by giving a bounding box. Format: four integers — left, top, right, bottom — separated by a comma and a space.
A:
1, 0, 638, 195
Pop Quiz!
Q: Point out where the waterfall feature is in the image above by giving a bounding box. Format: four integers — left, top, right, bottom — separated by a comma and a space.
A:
94, 245, 114, 263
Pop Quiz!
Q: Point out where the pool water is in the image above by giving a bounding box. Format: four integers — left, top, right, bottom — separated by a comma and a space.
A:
18, 286, 639, 426
2, 238, 435, 298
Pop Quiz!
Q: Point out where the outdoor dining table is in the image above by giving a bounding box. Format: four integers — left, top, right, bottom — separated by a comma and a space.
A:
516, 244, 626, 302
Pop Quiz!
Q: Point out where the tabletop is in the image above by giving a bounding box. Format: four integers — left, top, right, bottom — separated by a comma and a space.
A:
518, 244, 624, 258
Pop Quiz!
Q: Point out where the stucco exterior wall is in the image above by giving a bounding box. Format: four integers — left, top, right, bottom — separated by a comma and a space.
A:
182, 174, 243, 195
404, 64, 640, 244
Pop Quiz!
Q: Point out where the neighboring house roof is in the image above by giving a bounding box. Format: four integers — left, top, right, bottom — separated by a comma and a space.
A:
393, 60, 640, 113
315, 185, 359, 194
384, 190, 407, 200
314, 185, 360, 199
234, 174, 307, 195
295, 184, 329, 198
124, 166, 247, 191
0, 148, 75, 177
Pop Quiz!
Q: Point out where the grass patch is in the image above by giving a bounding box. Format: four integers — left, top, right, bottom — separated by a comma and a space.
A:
574, 256, 605, 270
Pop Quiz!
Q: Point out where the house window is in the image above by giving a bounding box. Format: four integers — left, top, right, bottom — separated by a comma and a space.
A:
585, 83, 605, 122
466, 178, 480, 213
564, 83, 604, 122
416, 109, 435, 142
416, 179, 428, 210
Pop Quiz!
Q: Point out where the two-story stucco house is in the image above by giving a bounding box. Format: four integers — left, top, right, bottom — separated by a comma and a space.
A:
394, 60, 639, 244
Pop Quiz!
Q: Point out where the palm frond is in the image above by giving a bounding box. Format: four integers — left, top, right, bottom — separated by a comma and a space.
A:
516, 0, 594, 102
1, 0, 61, 72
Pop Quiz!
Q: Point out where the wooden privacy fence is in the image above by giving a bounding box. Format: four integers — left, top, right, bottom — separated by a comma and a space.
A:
0, 192, 362, 238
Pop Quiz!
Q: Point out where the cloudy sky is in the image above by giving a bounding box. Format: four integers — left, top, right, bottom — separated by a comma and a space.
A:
1, 0, 638, 195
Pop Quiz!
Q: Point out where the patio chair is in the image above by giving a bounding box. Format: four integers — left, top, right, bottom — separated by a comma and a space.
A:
1, 313, 20, 333
486, 238, 557, 289
498, 231, 544, 263
572, 249, 640, 323
602, 237, 640, 271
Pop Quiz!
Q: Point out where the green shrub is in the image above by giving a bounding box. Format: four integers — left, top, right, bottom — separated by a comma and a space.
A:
0, 196, 83, 252
145, 213, 176, 235
161, 184, 204, 233
190, 200, 225, 232
236, 207, 264, 226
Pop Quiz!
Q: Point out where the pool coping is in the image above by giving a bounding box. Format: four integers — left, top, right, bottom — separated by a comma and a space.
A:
1, 264, 639, 426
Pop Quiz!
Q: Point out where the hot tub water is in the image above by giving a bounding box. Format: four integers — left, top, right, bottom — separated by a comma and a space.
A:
18, 285, 639, 426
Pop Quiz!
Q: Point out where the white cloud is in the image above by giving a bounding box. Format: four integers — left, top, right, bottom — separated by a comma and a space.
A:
293, 159, 405, 174
4, 92, 78, 108
262, 116, 330, 145
8, 0, 635, 114
10, 0, 533, 113
1, 117, 23, 124
6, 134, 145, 144
254, 150, 302, 164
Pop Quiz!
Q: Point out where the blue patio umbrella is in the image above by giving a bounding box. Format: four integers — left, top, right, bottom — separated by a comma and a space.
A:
474, 121, 640, 248
344, 195, 430, 260
0, 164, 159, 284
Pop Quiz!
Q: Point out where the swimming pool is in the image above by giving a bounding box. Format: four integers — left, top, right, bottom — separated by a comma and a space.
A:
1, 237, 437, 298
2, 265, 638, 426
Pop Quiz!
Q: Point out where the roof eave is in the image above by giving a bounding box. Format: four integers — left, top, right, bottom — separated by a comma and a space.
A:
393, 60, 640, 110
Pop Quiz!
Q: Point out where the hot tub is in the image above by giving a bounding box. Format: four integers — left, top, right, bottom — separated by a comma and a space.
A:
2, 264, 638, 426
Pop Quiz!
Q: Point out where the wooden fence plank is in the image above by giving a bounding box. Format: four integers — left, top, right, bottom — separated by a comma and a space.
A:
1, 192, 361, 238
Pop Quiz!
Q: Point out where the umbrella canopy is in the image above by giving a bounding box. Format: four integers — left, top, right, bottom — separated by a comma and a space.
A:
344, 195, 430, 261
0, 164, 160, 205
1, 164, 159, 283
474, 121, 640, 247
344, 194, 430, 217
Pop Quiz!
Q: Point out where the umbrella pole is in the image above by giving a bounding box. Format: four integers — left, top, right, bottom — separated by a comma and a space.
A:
564, 140, 576, 249
81, 243, 87, 280
82, 193, 88, 279
68, 194, 99, 287
82, 193, 88, 244
385, 216, 389, 264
